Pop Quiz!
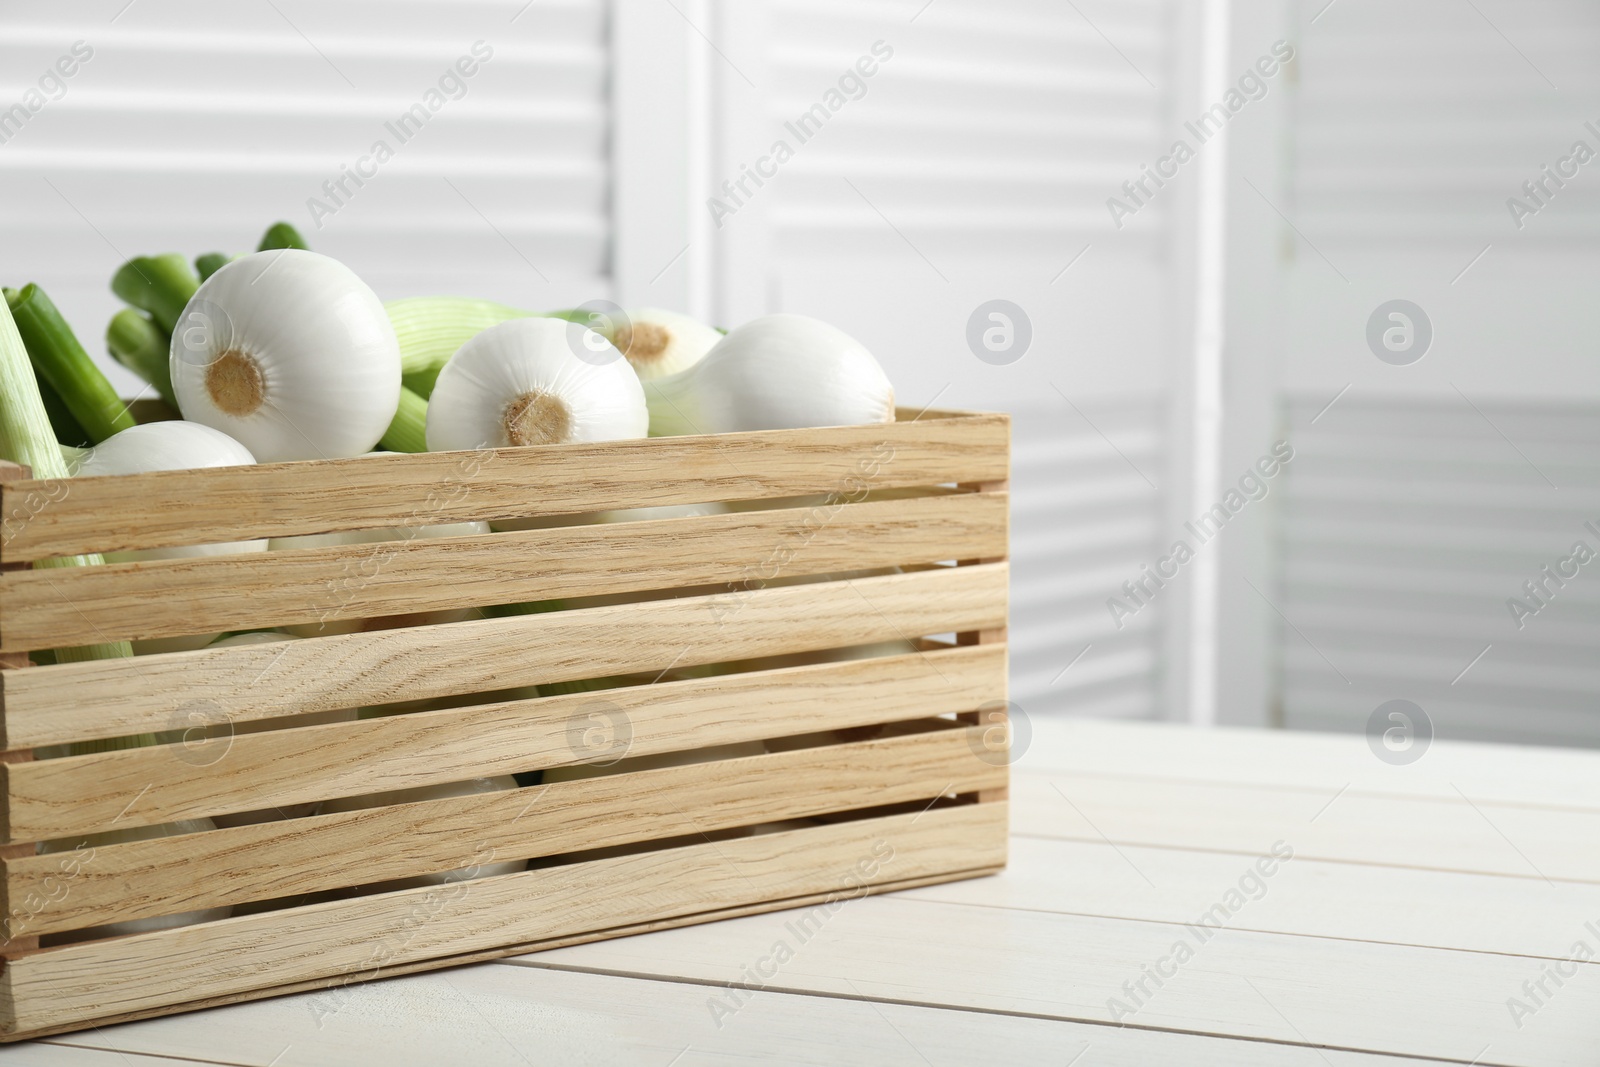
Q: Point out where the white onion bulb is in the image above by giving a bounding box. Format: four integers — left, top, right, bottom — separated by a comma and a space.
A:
74, 421, 267, 653
425, 317, 647, 451
170, 249, 401, 462
74, 422, 266, 564
646, 313, 894, 436
601, 308, 722, 381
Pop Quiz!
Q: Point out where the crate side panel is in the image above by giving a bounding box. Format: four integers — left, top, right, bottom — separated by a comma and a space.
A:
3, 564, 1008, 749
0, 803, 1007, 1036
0, 416, 1009, 562
0, 493, 1007, 652
6, 644, 1005, 839
6, 727, 1002, 936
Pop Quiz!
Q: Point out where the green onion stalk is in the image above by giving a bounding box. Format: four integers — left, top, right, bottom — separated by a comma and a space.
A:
257, 221, 309, 251
385, 297, 540, 398
0, 300, 157, 751
378, 386, 428, 453
6, 285, 135, 444
194, 252, 231, 281
106, 308, 176, 408
107, 253, 196, 405
36, 374, 92, 449
111, 253, 199, 335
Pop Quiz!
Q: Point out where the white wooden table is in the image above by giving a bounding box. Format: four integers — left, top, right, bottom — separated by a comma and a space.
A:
17, 720, 1600, 1066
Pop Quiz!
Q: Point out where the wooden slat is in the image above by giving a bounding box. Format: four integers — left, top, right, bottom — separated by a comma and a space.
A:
0, 465, 36, 953
0, 492, 1006, 652
0, 866, 1004, 1050
1, 564, 1008, 749
0, 415, 1008, 562
0, 803, 1006, 1037
0, 463, 33, 675
5, 645, 1004, 839
6, 726, 1000, 936
954, 471, 1009, 807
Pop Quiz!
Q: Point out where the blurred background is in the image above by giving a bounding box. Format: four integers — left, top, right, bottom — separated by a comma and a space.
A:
4, 0, 1598, 746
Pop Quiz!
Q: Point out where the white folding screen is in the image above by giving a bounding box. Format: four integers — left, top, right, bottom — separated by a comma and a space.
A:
0, 0, 614, 396
691, 0, 1183, 720
1267, 0, 1600, 745
36, 1, 1574, 741
1, 0, 1197, 726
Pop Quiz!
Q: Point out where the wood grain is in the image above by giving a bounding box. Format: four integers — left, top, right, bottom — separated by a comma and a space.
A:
0, 464, 38, 953
0, 462, 33, 674
1, 415, 1008, 562
0, 492, 1006, 651
7, 726, 1001, 936
5, 644, 1003, 839
0, 803, 1006, 1037
0, 866, 1005, 1051
2, 563, 1008, 749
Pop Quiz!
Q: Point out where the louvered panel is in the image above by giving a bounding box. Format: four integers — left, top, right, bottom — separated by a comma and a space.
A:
0, 0, 611, 394
768, 0, 1172, 262
1290, 0, 1600, 243
747, 1, 1176, 720
1009, 396, 1166, 722
1278, 394, 1600, 747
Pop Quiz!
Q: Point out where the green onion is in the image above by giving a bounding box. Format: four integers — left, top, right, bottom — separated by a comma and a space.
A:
6, 285, 135, 445
194, 252, 231, 281
378, 386, 428, 453
37, 373, 92, 448
384, 296, 538, 397
106, 308, 176, 408
0, 320, 75, 475
402, 364, 445, 399
258, 221, 309, 251
111, 253, 199, 334
0, 295, 136, 671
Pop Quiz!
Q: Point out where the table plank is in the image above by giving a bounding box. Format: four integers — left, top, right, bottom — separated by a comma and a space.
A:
1023, 719, 1600, 809
31, 960, 1448, 1067
21, 1047, 217, 1066
1015, 769, 1600, 881
520, 895, 1600, 1066
901, 835, 1600, 961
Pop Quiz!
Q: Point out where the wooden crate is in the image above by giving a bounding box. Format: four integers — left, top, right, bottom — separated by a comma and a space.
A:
0, 409, 1010, 1041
